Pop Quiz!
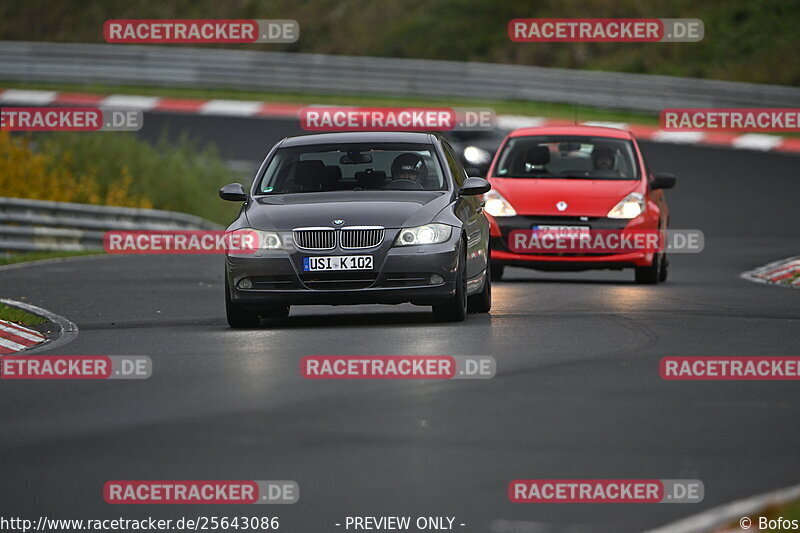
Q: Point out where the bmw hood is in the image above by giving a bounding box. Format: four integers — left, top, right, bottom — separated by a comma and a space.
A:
245, 191, 451, 230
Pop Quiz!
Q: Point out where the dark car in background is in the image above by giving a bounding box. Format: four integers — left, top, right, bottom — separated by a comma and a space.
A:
220, 132, 492, 327
442, 127, 510, 177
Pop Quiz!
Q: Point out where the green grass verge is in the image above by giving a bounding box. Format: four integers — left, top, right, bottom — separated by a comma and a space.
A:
0, 80, 661, 126
0, 302, 46, 327
0, 250, 105, 267
779, 271, 800, 286
766, 498, 800, 519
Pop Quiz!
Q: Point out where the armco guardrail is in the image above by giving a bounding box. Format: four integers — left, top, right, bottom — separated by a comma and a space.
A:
0, 197, 222, 252
1, 41, 799, 112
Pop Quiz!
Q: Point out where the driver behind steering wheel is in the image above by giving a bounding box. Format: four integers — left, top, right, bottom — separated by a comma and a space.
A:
591, 145, 617, 171
389, 153, 428, 189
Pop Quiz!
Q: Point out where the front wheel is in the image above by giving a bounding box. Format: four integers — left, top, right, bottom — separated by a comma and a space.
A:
659, 253, 669, 282
433, 244, 468, 322
490, 262, 505, 281
634, 253, 661, 284
225, 276, 261, 328
467, 266, 492, 314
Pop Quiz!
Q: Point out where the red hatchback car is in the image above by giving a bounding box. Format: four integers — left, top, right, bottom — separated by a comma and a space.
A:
484, 125, 676, 283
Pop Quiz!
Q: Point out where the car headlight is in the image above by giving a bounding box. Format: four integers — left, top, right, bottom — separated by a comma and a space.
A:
394, 224, 452, 246
607, 193, 645, 219
463, 146, 492, 166
256, 230, 282, 249
483, 189, 517, 217
228, 228, 282, 250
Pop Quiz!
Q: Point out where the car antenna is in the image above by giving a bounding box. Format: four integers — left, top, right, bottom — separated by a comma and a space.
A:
573, 102, 578, 125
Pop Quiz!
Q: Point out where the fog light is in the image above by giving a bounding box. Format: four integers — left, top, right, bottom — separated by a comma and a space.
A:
430, 274, 444, 285
238, 278, 253, 289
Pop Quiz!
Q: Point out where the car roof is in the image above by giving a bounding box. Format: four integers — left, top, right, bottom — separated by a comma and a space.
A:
280, 131, 438, 147
508, 125, 634, 140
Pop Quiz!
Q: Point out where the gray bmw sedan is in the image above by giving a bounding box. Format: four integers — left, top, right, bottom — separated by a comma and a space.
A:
219, 132, 492, 327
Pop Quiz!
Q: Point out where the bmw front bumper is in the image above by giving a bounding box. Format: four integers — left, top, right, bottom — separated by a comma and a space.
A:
226, 231, 461, 308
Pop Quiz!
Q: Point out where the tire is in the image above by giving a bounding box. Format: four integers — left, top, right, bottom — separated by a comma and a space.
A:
433, 242, 468, 323
467, 265, 492, 314
634, 253, 661, 284
225, 276, 261, 328
659, 253, 669, 282
490, 262, 504, 281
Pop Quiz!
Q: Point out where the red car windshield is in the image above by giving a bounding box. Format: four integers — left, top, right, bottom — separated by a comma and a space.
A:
494, 136, 640, 180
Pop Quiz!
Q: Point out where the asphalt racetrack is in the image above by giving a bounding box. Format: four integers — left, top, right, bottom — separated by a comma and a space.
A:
1, 112, 799, 532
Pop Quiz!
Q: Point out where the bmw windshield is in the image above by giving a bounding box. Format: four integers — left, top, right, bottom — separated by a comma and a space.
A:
256, 143, 448, 194
494, 136, 640, 180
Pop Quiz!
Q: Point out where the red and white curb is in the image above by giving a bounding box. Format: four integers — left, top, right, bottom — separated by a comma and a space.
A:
741, 256, 800, 288
0, 298, 78, 355
643, 482, 800, 533
2, 88, 799, 154
0, 88, 303, 117
0, 319, 46, 354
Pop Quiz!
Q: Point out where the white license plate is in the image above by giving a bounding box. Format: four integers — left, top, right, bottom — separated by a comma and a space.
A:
303, 255, 373, 271
533, 225, 590, 237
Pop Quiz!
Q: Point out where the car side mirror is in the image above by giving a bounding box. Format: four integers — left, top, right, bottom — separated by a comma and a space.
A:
651, 173, 676, 190
219, 182, 248, 201
459, 177, 491, 196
